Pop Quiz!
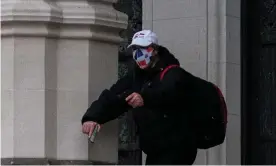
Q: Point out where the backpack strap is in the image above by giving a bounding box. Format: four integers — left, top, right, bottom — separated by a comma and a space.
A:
213, 85, 228, 128
160, 64, 180, 80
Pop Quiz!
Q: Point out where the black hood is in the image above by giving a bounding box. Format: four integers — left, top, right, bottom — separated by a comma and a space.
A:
157, 45, 180, 67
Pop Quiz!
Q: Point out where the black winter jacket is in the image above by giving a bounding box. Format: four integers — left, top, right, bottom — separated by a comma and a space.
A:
82, 46, 197, 155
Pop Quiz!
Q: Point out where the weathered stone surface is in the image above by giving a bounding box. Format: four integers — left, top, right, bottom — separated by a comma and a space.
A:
1, 0, 127, 163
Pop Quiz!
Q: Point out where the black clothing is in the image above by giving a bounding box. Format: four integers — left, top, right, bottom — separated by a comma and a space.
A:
82, 46, 197, 164
145, 145, 197, 165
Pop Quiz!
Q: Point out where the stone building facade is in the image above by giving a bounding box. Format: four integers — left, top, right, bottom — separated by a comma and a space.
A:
142, 0, 241, 165
1, 0, 241, 165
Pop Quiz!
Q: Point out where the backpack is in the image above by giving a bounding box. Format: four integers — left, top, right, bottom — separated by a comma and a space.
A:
160, 65, 228, 149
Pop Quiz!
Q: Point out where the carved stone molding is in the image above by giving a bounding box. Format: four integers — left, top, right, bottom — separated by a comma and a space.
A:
1, 0, 62, 23
1, 0, 62, 37
1, 0, 128, 43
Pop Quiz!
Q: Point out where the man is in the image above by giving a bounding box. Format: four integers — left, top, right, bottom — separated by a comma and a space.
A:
81, 30, 197, 165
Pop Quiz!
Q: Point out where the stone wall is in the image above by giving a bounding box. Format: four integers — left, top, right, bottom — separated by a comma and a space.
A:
142, 0, 241, 164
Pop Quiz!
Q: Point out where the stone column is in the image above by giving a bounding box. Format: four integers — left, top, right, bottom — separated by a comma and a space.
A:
1, 0, 127, 164
1, 0, 62, 164
207, 0, 241, 164
54, 0, 127, 164
206, 0, 227, 164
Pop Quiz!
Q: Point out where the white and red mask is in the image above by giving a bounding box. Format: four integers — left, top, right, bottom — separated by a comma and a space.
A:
133, 47, 154, 68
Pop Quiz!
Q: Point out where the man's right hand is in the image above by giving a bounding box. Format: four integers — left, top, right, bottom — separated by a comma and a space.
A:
82, 121, 101, 137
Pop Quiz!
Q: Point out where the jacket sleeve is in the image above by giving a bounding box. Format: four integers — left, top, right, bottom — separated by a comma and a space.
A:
81, 74, 134, 124
140, 67, 191, 110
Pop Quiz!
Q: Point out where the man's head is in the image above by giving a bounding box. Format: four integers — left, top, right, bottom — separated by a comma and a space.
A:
128, 30, 159, 69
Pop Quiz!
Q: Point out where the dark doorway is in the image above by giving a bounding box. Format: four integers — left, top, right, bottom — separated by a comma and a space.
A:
241, 0, 276, 164
114, 0, 142, 165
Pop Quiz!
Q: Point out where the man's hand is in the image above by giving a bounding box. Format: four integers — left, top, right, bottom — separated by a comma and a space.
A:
82, 121, 101, 137
126, 92, 144, 108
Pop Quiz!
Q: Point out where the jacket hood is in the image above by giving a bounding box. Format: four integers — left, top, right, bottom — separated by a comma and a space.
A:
157, 46, 180, 67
